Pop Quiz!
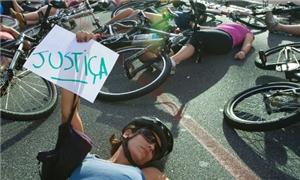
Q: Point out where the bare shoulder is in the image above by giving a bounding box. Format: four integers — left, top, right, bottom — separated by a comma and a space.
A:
142, 167, 169, 180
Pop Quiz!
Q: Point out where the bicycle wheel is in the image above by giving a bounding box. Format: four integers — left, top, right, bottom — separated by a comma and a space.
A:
234, 13, 266, 30
111, 1, 165, 18
111, 2, 147, 18
24, 24, 41, 38
255, 42, 300, 71
97, 46, 172, 101
224, 82, 300, 131
0, 15, 19, 29
0, 49, 58, 121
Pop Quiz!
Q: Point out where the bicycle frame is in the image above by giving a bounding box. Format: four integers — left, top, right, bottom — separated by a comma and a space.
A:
258, 42, 300, 81
0, 33, 35, 96
264, 87, 300, 114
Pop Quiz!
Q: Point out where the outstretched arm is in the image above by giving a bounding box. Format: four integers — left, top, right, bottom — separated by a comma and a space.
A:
61, 89, 84, 133
234, 32, 254, 60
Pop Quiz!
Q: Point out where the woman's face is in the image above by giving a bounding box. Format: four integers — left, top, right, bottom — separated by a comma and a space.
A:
126, 129, 162, 166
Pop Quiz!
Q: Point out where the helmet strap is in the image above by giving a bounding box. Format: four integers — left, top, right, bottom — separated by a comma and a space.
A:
122, 136, 139, 167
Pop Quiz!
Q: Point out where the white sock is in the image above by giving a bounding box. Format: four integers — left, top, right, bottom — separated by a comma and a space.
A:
171, 59, 176, 67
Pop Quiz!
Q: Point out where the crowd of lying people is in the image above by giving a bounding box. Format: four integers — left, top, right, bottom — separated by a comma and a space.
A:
0, 0, 299, 179
1, 0, 299, 74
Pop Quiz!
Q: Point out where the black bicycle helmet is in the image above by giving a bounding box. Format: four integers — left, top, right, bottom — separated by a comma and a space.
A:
122, 116, 174, 161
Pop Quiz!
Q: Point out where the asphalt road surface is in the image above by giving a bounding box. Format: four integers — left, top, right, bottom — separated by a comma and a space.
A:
1, 2, 300, 180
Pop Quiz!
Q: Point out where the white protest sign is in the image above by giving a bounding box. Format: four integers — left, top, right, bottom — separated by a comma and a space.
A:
24, 25, 119, 103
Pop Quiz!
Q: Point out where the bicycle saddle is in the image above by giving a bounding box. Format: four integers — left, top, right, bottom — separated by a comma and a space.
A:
50, 0, 67, 9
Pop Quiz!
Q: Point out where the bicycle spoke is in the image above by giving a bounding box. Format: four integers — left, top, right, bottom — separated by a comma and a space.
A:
225, 82, 300, 131
5, 85, 24, 112
15, 77, 49, 98
14, 82, 44, 106
233, 91, 294, 122
15, 69, 31, 78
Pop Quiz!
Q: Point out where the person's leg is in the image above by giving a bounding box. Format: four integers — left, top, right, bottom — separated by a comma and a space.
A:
108, 8, 163, 24
170, 44, 195, 65
275, 24, 300, 36
265, 11, 300, 36
24, 5, 57, 21
12, 0, 24, 13
11, 5, 58, 26
107, 8, 136, 24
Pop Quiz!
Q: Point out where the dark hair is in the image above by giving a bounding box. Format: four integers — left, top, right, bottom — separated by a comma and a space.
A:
109, 134, 122, 156
109, 124, 136, 156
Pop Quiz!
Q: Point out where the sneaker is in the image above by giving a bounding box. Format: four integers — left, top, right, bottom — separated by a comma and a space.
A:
10, 8, 26, 30
265, 11, 278, 32
170, 66, 176, 75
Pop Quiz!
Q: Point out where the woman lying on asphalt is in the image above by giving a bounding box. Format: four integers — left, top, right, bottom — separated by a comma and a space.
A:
61, 88, 173, 179
169, 21, 255, 71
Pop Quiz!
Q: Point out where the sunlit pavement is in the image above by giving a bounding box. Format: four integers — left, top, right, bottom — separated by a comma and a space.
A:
1, 3, 300, 180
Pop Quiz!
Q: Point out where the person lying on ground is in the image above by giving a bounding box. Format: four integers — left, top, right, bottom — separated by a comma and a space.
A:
60, 88, 173, 180
169, 22, 255, 71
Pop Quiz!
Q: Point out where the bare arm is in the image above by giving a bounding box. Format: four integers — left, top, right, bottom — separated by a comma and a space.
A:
142, 167, 169, 180
61, 89, 84, 132
234, 32, 254, 60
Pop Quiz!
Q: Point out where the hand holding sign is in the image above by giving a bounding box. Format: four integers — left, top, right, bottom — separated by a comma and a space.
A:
24, 25, 119, 103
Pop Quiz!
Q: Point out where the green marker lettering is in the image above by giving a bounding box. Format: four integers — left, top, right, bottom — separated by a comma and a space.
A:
99, 57, 108, 80
32, 50, 48, 68
48, 51, 63, 69
72, 52, 83, 72
63, 52, 74, 70
88, 56, 98, 84
83, 50, 88, 76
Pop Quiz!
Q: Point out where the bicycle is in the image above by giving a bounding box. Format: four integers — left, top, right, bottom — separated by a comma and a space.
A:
23, 0, 107, 38
205, 0, 300, 30
93, 8, 197, 101
112, 0, 218, 26
0, 0, 107, 120
94, 11, 175, 101
0, 15, 19, 29
111, 0, 171, 18
223, 43, 300, 131
0, 33, 58, 121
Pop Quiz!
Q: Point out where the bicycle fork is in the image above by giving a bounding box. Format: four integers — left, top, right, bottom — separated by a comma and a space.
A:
0, 34, 25, 96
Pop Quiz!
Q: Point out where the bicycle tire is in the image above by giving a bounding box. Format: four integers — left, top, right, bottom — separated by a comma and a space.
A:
224, 82, 300, 131
0, 48, 58, 121
0, 15, 19, 29
97, 46, 172, 101
234, 14, 266, 30
255, 42, 300, 71
24, 24, 42, 38
111, 1, 165, 18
